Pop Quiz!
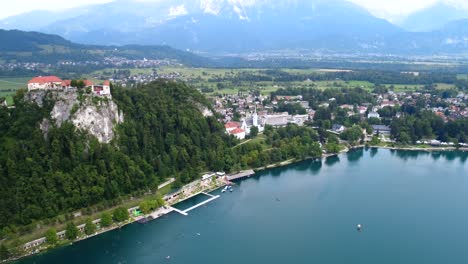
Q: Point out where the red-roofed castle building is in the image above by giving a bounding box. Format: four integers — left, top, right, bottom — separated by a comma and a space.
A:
28, 76, 64, 91
28, 76, 111, 97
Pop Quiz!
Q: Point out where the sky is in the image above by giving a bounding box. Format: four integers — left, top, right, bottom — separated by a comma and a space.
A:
0, 0, 467, 20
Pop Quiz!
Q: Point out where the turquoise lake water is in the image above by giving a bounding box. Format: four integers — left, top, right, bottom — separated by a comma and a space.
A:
19, 148, 468, 264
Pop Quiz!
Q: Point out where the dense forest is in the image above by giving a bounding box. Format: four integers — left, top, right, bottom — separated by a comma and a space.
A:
391, 111, 468, 143
0, 81, 237, 237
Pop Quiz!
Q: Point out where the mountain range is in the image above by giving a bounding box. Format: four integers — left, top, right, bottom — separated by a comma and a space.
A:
0, 29, 211, 66
398, 2, 468, 32
1, 0, 468, 55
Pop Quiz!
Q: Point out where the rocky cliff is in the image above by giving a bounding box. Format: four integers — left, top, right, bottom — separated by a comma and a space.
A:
27, 89, 124, 143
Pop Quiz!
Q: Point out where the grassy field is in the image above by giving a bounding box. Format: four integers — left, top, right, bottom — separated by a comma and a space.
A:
0, 77, 30, 97
86, 66, 460, 97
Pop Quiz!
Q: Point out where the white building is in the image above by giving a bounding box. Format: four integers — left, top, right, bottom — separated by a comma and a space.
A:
241, 107, 263, 134
230, 128, 246, 140
92, 81, 111, 96
368, 112, 381, 119
28, 76, 64, 91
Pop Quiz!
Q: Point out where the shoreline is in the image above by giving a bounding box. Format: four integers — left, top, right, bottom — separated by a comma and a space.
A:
6, 144, 467, 263
373, 145, 468, 152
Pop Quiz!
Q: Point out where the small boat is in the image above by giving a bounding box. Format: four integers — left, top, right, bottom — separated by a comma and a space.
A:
166, 256, 171, 260
357, 224, 362, 232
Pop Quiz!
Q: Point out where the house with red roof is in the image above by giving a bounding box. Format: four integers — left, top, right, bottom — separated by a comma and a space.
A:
28, 76, 64, 91
92, 80, 111, 96
229, 128, 246, 140
224, 122, 240, 133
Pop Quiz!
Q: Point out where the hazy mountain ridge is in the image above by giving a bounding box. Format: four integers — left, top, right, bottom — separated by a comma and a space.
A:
2, 0, 468, 55
0, 29, 212, 66
398, 2, 468, 32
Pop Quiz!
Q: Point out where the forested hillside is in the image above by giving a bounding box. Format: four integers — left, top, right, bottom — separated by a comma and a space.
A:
0, 81, 236, 233
0, 30, 211, 66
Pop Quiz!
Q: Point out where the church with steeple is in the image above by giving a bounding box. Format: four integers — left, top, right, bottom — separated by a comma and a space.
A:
241, 106, 263, 135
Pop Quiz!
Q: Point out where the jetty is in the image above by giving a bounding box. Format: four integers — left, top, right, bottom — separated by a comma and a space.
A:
168, 206, 188, 216
227, 169, 255, 181
183, 193, 220, 213
168, 192, 220, 216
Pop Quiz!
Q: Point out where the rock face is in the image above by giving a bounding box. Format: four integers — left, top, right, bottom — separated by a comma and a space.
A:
28, 90, 124, 144
71, 99, 123, 143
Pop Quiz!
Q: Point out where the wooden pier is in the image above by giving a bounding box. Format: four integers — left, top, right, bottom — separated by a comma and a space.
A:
227, 169, 255, 181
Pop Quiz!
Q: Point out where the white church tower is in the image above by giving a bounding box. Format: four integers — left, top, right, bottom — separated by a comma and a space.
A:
253, 106, 258, 127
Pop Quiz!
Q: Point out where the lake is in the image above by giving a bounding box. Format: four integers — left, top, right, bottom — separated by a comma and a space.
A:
19, 148, 468, 264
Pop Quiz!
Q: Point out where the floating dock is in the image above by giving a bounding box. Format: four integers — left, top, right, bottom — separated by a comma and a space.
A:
227, 169, 255, 181
183, 194, 220, 213
169, 192, 220, 216
169, 206, 188, 216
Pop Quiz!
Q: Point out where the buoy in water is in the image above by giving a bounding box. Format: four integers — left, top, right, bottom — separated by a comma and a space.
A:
357, 224, 362, 232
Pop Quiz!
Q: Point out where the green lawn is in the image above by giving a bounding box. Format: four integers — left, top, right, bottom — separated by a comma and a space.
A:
384, 84, 424, 93
0, 77, 30, 97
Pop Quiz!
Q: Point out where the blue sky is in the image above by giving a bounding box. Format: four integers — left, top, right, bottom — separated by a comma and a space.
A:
0, 0, 466, 21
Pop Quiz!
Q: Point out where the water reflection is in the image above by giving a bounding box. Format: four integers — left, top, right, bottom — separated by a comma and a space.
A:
389, 149, 467, 164
309, 159, 323, 175
460, 152, 468, 163
439, 151, 458, 162
369, 147, 378, 158
347, 148, 364, 163
393, 149, 428, 161
250, 149, 465, 182
325, 155, 340, 167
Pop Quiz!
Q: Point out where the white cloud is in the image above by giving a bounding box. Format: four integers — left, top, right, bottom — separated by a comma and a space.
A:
200, 0, 262, 15
168, 5, 188, 17
200, 0, 224, 15
2, 0, 468, 20
348, 0, 468, 21
233, 5, 249, 20
0, 0, 113, 19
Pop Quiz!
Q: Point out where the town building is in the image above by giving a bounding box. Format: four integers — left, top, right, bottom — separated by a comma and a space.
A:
368, 111, 381, 119
241, 107, 262, 134
225, 122, 240, 133
372, 125, 391, 135
230, 128, 246, 140
332, 124, 346, 133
